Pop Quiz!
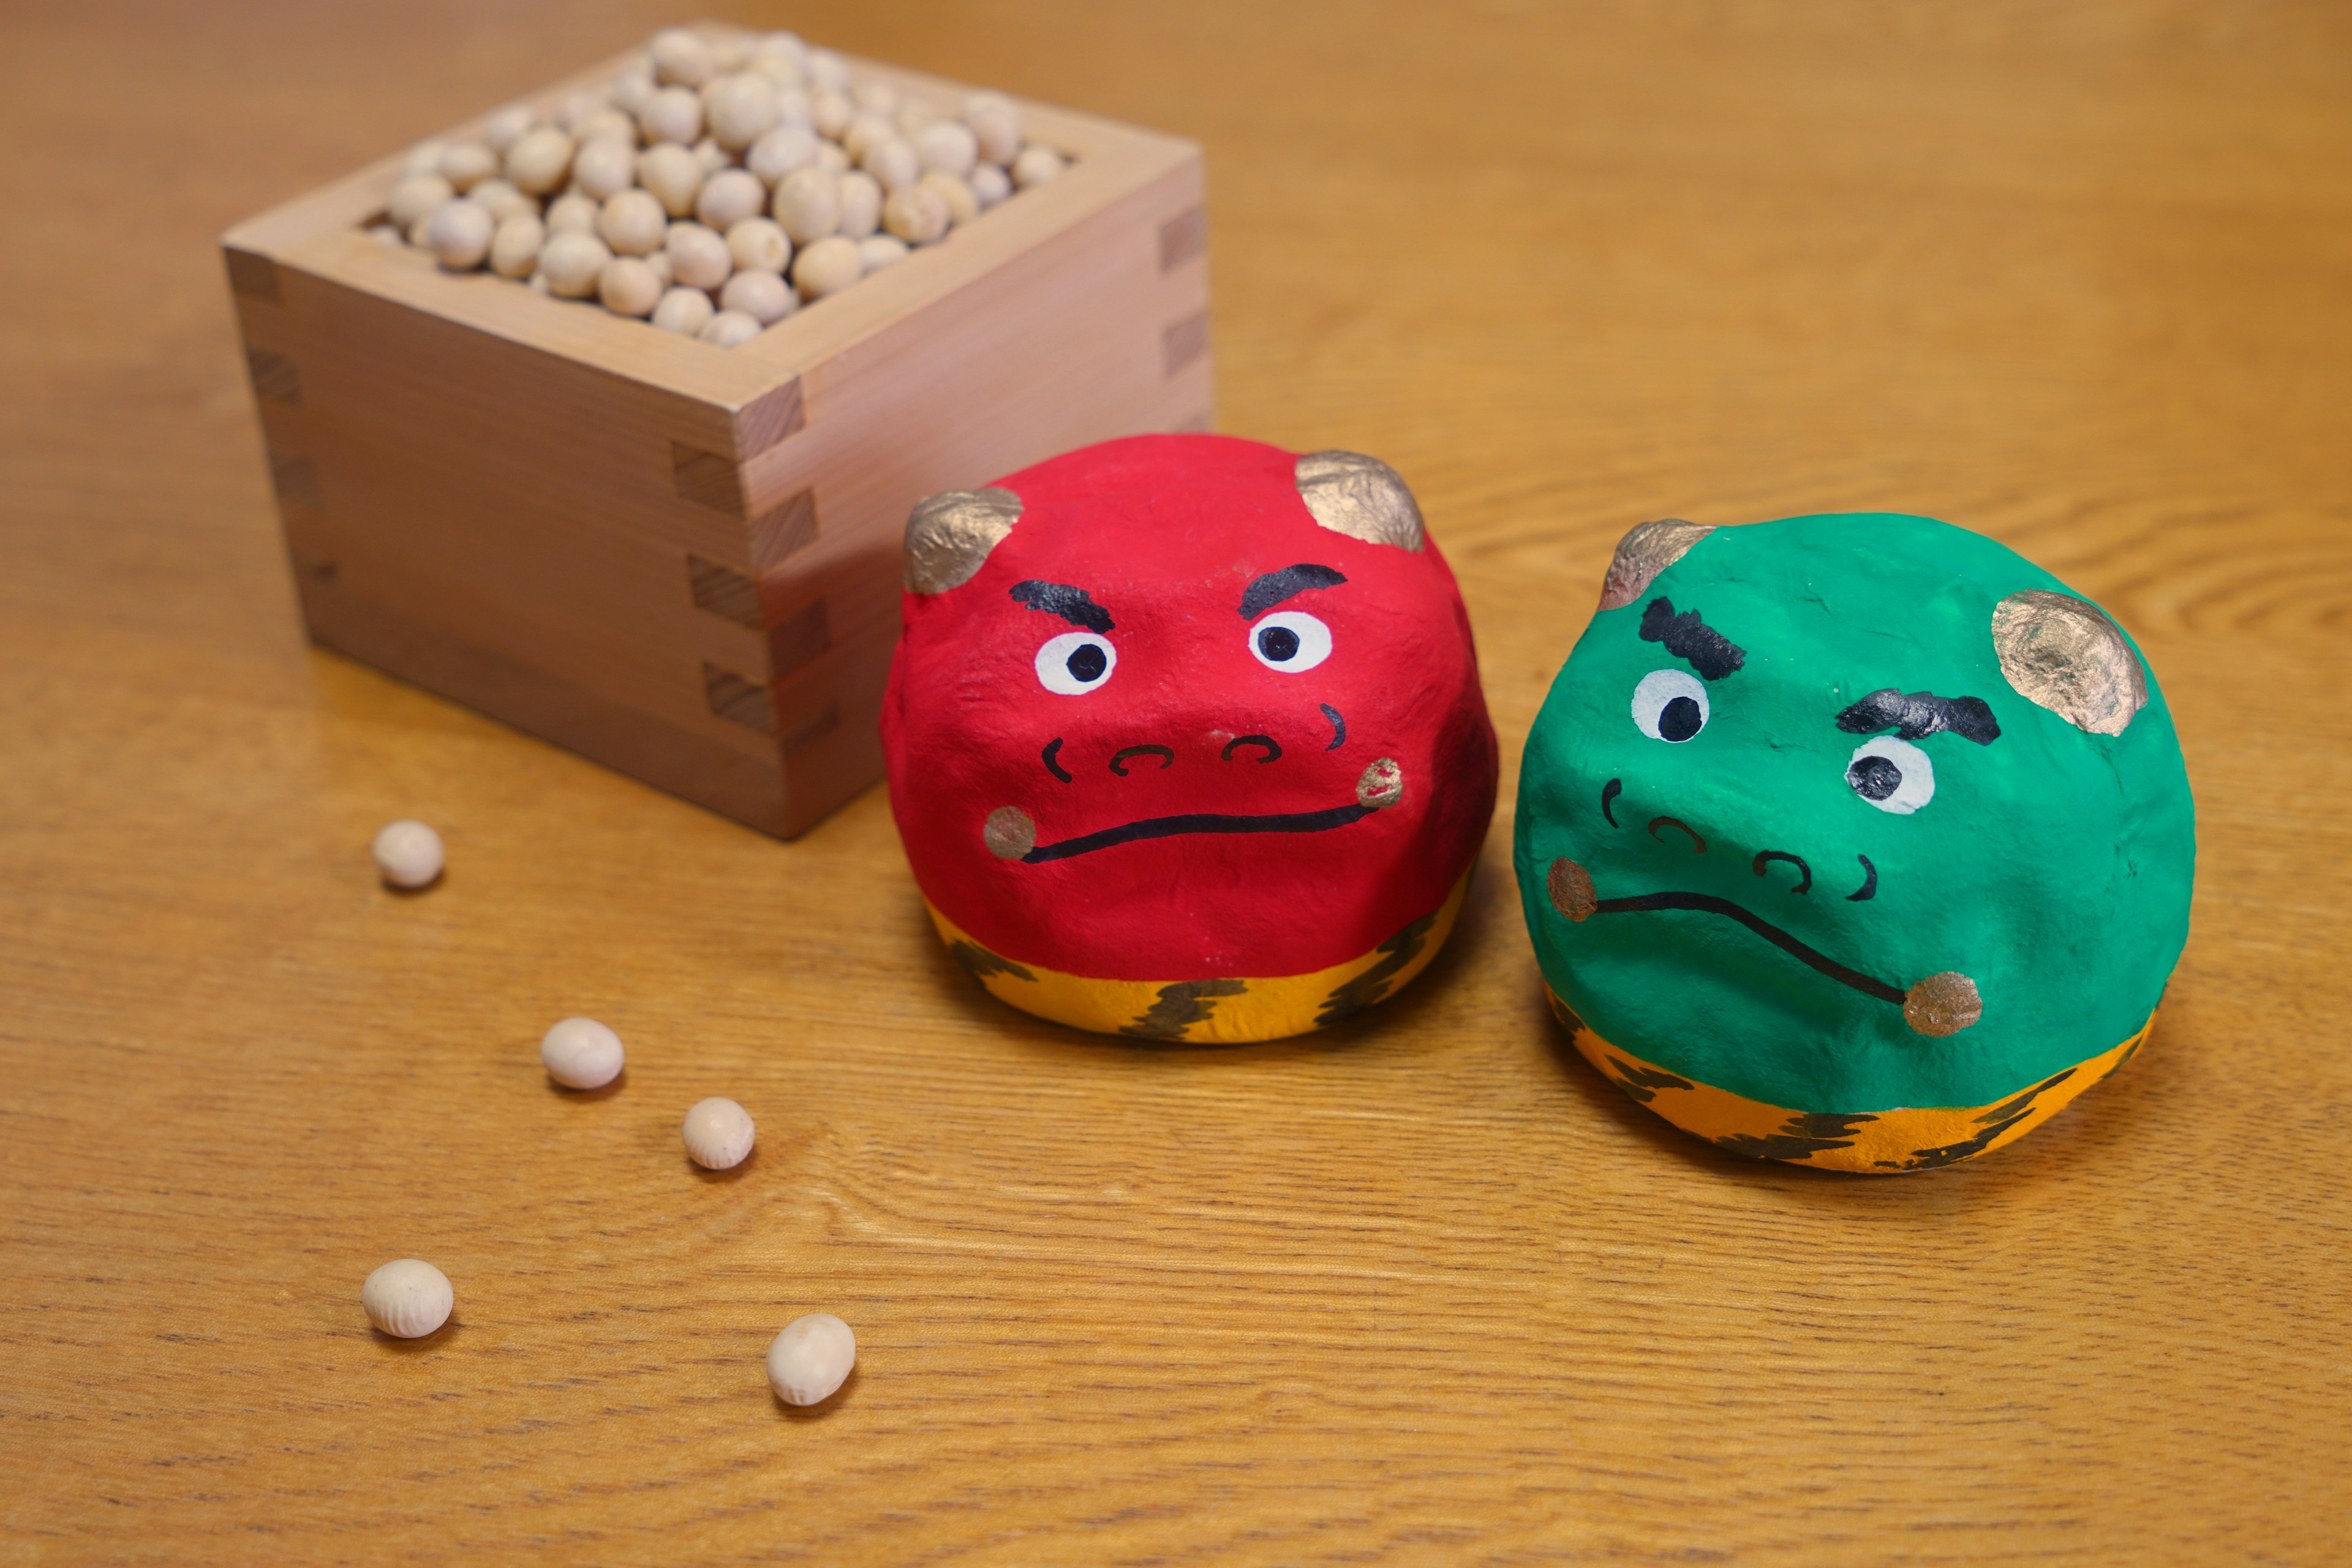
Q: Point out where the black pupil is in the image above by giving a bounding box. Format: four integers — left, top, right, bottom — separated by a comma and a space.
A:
1849, 755, 1902, 801
1066, 643, 1107, 684
1258, 626, 1300, 662
1657, 695, 1703, 742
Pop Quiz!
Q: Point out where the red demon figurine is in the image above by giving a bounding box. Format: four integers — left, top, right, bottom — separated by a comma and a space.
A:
883, 434, 1498, 1042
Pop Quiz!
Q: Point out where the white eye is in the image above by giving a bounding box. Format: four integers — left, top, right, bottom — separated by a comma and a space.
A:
1847, 736, 1935, 814
1035, 630, 1116, 695
1248, 610, 1333, 673
1630, 669, 1709, 742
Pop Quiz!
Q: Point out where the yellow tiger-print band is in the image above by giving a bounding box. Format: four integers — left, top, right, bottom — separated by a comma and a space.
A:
1548, 989, 2152, 1173
926, 872, 1472, 1044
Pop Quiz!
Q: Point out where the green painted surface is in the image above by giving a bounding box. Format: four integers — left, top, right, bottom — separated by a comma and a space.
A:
1513, 513, 2195, 1113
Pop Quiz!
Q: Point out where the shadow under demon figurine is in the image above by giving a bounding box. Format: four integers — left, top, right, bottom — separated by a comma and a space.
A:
884, 434, 1498, 1043
1515, 513, 2195, 1172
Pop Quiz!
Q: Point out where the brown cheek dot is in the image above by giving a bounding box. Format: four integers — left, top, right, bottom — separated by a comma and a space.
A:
1547, 858, 1596, 923
1904, 971, 1983, 1036
982, 805, 1036, 860
1355, 758, 1404, 809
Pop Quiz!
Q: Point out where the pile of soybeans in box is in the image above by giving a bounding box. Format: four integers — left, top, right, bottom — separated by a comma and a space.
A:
375, 24, 1069, 348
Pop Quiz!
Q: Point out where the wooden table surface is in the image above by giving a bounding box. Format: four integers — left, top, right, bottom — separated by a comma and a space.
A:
4, 2, 2347, 1562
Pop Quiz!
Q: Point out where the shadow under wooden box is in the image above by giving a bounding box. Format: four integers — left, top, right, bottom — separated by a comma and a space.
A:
223, 42, 1211, 837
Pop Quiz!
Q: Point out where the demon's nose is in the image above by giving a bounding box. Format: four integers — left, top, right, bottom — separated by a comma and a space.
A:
1356, 758, 1404, 809
1903, 971, 1983, 1036
1546, 857, 1596, 922
983, 806, 1036, 861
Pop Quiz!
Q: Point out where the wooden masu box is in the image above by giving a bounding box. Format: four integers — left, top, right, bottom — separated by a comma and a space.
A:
222, 45, 1210, 837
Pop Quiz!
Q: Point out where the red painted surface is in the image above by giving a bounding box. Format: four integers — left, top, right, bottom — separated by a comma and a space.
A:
883, 434, 1498, 981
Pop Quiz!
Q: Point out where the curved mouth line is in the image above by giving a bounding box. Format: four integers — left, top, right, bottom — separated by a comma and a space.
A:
1591, 891, 1905, 1006
1022, 802, 1375, 864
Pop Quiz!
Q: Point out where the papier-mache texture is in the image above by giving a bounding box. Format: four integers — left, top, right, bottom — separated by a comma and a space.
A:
1515, 512, 2195, 1171
884, 434, 1498, 1042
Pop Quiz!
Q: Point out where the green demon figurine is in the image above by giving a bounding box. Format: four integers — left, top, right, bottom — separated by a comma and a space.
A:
1515, 513, 2195, 1172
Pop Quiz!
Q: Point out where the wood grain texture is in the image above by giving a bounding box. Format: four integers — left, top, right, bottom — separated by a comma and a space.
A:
2, 1, 2348, 1563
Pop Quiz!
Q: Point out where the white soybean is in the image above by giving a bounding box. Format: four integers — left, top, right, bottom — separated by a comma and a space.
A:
641, 85, 704, 146
426, 199, 494, 270
682, 1096, 755, 1169
572, 108, 636, 148
883, 183, 951, 246
599, 189, 667, 255
695, 169, 766, 231
637, 143, 704, 218
851, 78, 897, 115
807, 48, 850, 93
539, 230, 612, 298
965, 99, 1022, 167
481, 104, 536, 154
598, 255, 663, 317
468, 177, 535, 224
964, 90, 1020, 126
727, 216, 791, 274
840, 113, 892, 165
489, 213, 545, 278
692, 137, 729, 175
540, 1016, 625, 1089
813, 140, 850, 176
771, 168, 839, 244
913, 119, 978, 178
700, 309, 763, 348
753, 49, 806, 92
791, 235, 862, 298
861, 135, 920, 194
757, 31, 809, 72
666, 222, 732, 291
766, 1313, 855, 1405
387, 173, 453, 230
438, 140, 499, 192
504, 127, 575, 195
705, 72, 779, 151
363, 1259, 454, 1339
572, 135, 638, 202
650, 286, 715, 336
810, 88, 854, 141
1011, 144, 1065, 189
968, 161, 1011, 209
772, 86, 815, 129
857, 233, 908, 273
402, 140, 451, 179
545, 191, 600, 236
919, 170, 978, 227
371, 819, 444, 888
611, 63, 657, 117
554, 89, 611, 132
650, 26, 716, 88
720, 268, 794, 324
836, 171, 881, 238
747, 123, 818, 186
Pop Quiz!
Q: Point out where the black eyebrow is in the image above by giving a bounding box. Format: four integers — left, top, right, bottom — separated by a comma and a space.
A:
1239, 564, 1348, 619
1836, 690, 2001, 745
1640, 598, 1745, 680
1010, 580, 1113, 634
